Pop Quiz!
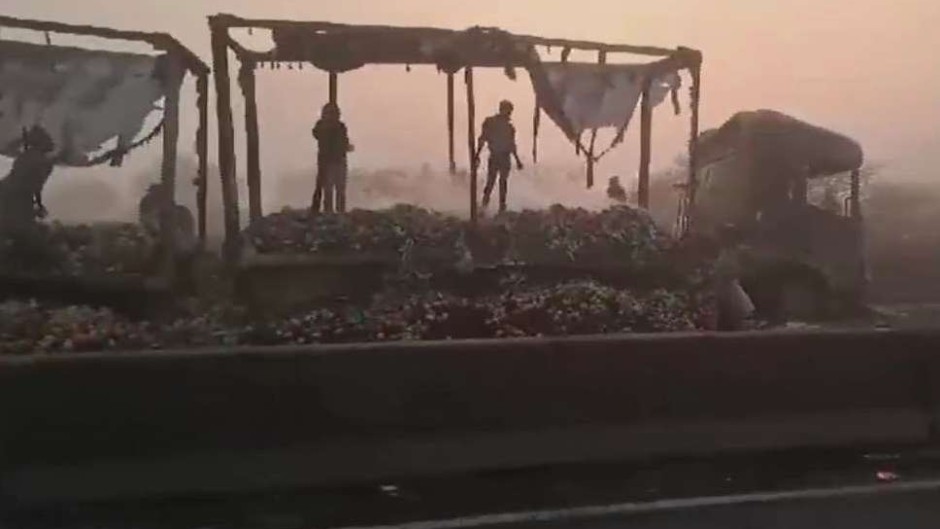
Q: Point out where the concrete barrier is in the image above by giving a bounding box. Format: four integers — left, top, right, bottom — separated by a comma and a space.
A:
1, 329, 939, 504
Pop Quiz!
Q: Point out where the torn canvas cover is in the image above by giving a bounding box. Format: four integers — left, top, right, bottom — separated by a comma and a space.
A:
0, 41, 169, 167
529, 62, 681, 148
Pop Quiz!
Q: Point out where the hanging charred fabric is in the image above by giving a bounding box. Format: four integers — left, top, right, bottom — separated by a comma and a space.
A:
0, 42, 167, 166
0, 15, 211, 277
207, 13, 703, 258
527, 53, 692, 189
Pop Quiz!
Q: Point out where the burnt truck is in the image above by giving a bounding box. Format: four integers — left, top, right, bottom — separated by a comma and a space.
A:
687, 109, 867, 321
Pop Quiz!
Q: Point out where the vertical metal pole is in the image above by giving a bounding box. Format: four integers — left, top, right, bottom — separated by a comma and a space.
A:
160, 57, 184, 285
329, 72, 338, 105
210, 20, 240, 263
638, 79, 653, 209
587, 129, 598, 189
447, 72, 456, 174
240, 61, 262, 223
850, 168, 861, 219
195, 73, 209, 249
465, 67, 478, 222
850, 167, 866, 301
532, 98, 540, 164
684, 62, 702, 235
327, 73, 340, 212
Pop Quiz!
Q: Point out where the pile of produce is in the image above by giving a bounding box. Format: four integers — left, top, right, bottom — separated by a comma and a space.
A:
0, 279, 712, 355
0, 300, 232, 355
244, 205, 466, 268
244, 204, 670, 271
480, 205, 669, 268
0, 222, 156, 278
0, 204, 718, 355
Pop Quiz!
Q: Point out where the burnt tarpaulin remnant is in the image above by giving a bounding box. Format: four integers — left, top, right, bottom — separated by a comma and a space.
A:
0, 41, 169, 167
529, 62, 682, 159
526, 62, 682, 188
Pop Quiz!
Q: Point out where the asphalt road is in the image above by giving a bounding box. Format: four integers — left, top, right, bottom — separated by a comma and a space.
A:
347, 482, 940, 529
7, 447, 940, 529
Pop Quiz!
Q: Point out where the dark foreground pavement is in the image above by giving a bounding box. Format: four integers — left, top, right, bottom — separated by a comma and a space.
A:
6, 448, 940, 529
6, 328, 940, 526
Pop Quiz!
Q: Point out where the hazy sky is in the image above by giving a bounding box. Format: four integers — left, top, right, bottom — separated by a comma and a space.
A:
2, 0, 939, 219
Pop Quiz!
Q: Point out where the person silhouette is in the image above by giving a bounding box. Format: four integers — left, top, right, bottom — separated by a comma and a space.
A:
311, 102, 353, 214
476, 100, 523, 214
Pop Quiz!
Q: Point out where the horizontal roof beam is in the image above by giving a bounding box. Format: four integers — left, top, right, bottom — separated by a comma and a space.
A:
0, 14, 209, 75
210, 13, 698, 59
514, 34, 676, 57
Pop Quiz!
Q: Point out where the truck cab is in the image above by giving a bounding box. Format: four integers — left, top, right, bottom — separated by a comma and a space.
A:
689, 110, 867, 321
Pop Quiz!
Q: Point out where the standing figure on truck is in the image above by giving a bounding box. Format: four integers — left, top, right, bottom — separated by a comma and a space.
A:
139, 182, 198, 294
0, 126, 60, 235
476, 100, 523, 214
311, 102, 353, 215
607, 176, 628, 203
